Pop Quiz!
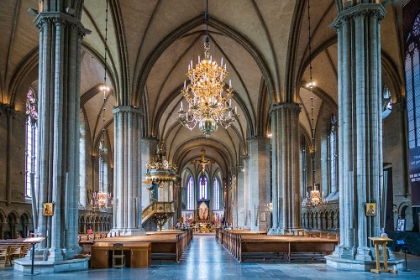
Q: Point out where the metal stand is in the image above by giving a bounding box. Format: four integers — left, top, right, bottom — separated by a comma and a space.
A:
22, 236, 44, 276
24, 242, 40, 276
403, 244, 410, 272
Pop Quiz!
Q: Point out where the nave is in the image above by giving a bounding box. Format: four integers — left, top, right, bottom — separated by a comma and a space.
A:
1, 235, 420, 279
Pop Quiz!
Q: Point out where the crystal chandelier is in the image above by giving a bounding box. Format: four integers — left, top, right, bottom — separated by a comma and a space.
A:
305, 0, 326, 208
306, 185, 326, 207
178, 0, 239, 137
90, 0, 112, 210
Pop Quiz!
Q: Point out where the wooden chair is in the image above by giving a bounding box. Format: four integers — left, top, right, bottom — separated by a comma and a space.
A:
0, 246, 12, 267
8, 246, 22, 265
112, 243, 125, 268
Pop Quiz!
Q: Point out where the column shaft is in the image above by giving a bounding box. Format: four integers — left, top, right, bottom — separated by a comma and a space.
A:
112, 106, 144, 235
35, 5, 86, 261
269, 103, 301, 234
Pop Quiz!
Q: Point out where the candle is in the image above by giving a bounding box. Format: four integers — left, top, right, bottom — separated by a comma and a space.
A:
229, 80, 232, 87
198, 55, 200, 63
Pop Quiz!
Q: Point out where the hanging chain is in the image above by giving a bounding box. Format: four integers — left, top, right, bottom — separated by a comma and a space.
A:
100, 0, 110, 193
307, 0, 316, 186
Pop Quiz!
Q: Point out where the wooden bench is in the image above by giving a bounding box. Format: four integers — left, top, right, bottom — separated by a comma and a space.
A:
0, 240, 34, 267
217, 230, 338, 262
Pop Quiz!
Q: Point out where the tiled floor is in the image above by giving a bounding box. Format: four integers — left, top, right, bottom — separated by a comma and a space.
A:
1, 235, 420, 279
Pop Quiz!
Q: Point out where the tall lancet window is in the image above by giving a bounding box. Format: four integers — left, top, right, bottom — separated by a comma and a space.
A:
98, 142, 109, 195
25, 89, 38, 198
406, 12, 420, 149
199, 174, 208, 199
213, 177, 220, 209
186, 176, 194, 210
328, 115, 338, 194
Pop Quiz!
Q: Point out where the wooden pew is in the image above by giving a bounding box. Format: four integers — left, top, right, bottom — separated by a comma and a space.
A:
218, 230, 338, 262
0, 239, 34, 267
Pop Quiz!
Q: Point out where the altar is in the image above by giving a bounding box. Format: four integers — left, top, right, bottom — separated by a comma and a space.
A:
197, 200, 210, 221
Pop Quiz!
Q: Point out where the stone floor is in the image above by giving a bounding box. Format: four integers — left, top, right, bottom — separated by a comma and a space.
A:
1, 234, 420, 279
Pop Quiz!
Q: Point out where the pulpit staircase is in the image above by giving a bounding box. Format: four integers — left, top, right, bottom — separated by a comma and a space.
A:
142, 201, 175, 231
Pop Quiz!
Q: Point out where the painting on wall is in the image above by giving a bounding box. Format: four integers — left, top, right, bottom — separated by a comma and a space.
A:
43, 202, 53, 216
365, 202, 376, 217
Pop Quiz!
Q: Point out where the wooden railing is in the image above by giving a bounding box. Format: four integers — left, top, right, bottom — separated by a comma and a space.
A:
142, 201, 175, 225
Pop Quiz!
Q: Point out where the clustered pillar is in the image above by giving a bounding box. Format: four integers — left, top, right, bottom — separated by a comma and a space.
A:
111, 106, 144, 236
34, 2, 86, 261
269, 103, 301, 235
328, 2, 386, 263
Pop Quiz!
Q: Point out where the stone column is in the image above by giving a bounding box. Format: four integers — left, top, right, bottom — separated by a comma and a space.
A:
247, 137, 270, 231
111, 106, 144, 235
1, 105, 15, 206
328, 3, 386, 265
33, 4, 86, 263
269, 103, 301, 235
238, 156, 251, 228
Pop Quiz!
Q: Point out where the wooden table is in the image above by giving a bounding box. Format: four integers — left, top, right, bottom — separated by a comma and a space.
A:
91, 242, 151, 268
369, 237, 397, 274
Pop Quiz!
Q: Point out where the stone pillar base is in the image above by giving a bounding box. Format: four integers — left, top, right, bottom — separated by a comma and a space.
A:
325, 255, 404, 272
109, 228, 146, 236
326, 245, 404, 271
14, 258, 89, 274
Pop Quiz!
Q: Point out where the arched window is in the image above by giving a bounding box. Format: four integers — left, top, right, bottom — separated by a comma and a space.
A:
406, 12, 420, 149
199, 174, 208, 199
328, 115, 338, 194
25, 89, 38, 198
213, 177, 220, 210
186, 177, 194, 210
98, 142, 109, 194
300, 141, 307, 200
406, 12, 420, 204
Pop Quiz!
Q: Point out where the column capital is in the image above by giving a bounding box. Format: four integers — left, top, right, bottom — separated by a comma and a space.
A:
34, 12, 87, 36
247, 135, 269, 142
331, 3, 386, 30
270, 102, 301, 115
0, 103, 16, 118
113, 105, 143, 116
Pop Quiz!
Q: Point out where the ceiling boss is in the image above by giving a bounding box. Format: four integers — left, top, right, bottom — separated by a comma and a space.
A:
177, 0, 239, 137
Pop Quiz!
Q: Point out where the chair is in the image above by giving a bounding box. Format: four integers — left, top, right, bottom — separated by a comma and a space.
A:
112, 243, 125, 268
0, 246, 12, 267
9, 246, 22, 265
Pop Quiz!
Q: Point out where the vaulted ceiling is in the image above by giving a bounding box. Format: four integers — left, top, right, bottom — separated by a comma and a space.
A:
0, 0, 407, 180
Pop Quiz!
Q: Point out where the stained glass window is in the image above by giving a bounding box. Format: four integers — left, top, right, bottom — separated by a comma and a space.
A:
213, 178, 220, 210
406, 12, 420, 149
187, 177, 194, 210
199, 174, 208, 199
25, 89, 38, 197
329, 115, 337, 193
